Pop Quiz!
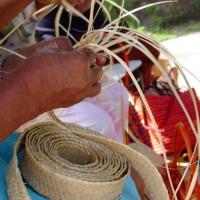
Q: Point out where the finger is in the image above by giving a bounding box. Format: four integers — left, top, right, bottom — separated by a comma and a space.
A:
96, 53, 107, 66
81, 48, 98, 81
75, 0, 91, 13
36, 37, 73, 52
35, 0, 61, 5
76, 0, 85, 3
53, 36, 73, 51
66, 0, 84, 5
86, 82, 102, 97
22, 37, 73, 56
82, 48, 96, 67
89, 64, 103, 84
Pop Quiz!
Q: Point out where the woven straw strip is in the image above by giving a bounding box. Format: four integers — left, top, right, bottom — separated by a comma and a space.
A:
7, 121, 169, 200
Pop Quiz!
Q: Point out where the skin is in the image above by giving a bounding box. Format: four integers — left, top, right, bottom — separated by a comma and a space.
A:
4, 36, 105, 75
0, 37, 104, 141
0, 0, 32, 29
0, 0, 91, 29
37, 0, 91, 13
3, 36, 74, 74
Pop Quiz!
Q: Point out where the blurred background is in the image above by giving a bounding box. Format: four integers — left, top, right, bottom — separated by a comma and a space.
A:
104, 0, 200, 96
104, 0, 200, 41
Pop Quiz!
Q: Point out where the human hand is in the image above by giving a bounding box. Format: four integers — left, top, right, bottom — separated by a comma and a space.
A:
4, 36, 105, 77
0, 37, 106, 139
35, 0, 91, 13
13, 46, 104, 112
71, 0, 91, 13
4, 37, 73, 76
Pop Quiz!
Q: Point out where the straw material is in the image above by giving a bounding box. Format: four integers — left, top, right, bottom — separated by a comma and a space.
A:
128, 143, 164, 168
7, 121, 169, 200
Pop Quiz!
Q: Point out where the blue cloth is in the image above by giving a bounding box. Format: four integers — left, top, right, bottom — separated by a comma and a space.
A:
0, 133, 141, 200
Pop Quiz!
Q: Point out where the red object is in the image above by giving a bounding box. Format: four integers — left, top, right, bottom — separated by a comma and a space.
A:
145, 89, 199, 154
128, 104, 151, 145
161, 123, 200, 200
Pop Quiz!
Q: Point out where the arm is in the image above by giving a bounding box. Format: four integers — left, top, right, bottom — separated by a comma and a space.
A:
0, 0, 33, 29
0, 74, 41, 141
2, 37, 74, 78
0, 0, 91, 29
0, 37, 104, 141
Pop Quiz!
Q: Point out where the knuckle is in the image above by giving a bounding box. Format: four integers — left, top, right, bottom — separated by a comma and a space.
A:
82, 48, 95, 60
95, 84, 101, 94
57, 36, 71, 44
89, 83, 101, 97
55, 36, 73, 50
92, 65, 103, 81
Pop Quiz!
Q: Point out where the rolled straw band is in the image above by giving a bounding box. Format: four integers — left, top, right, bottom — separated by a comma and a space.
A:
7, 121, 169, 200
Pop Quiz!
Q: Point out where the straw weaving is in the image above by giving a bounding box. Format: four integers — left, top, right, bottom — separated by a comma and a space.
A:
7, 121, 168, 200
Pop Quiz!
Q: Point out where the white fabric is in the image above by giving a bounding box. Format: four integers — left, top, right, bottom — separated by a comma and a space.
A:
55, 79, 129, 143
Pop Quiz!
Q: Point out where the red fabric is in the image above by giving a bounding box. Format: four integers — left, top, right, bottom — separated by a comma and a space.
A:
145, 89, 199, 154
128, 104, 152, 146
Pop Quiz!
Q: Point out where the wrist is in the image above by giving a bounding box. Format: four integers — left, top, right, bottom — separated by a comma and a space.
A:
0, 74, 43, 139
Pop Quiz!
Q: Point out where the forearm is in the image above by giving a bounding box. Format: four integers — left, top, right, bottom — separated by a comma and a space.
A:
0, 0, 33, 29
0, 75, 41, 141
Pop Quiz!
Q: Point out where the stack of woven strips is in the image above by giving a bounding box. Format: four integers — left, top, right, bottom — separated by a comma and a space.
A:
7, 118, 169, 200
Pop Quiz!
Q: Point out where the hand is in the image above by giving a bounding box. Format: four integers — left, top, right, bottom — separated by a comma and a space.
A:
69, 0, 91, 13
72, 0, 91, 13
3, 37, 73, 76
35, 0, 91, 13
4, 36, 105, 77
14, 47, 104, 112
0, 37, 105, 139
35, 0, 61, 5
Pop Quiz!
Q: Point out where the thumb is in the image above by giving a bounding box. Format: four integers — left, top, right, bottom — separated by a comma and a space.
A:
36, 36, 73, 52
35, 0, 61, 5
19, 37, 74, 58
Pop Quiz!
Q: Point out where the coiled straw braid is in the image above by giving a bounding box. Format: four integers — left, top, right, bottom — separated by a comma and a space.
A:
7, 121, 169, 200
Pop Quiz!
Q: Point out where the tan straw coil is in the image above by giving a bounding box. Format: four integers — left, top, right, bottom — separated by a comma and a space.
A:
7, 121, 169, 200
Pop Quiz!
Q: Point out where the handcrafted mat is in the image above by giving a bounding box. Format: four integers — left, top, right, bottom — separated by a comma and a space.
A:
7, 121, 169, 200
